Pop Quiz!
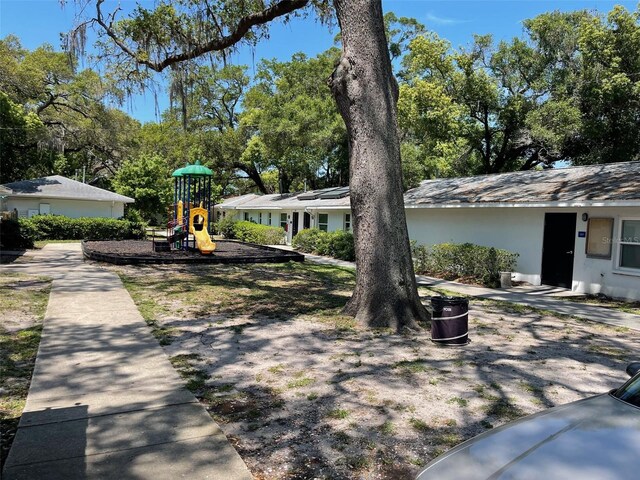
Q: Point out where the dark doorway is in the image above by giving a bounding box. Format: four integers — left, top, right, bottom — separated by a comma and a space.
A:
303, 212, 311, 230
541, 213, 577, 288
292, 212, 300, 237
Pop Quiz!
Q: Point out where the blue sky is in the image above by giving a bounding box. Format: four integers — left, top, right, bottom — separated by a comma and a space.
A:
1, 0, 637, 123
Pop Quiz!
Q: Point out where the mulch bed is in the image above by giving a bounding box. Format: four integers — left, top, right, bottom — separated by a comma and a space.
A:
82, 240, 304, 265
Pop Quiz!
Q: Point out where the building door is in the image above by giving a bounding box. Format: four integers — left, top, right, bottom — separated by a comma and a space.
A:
292, 212, 300, 237
303, 212, 311, 230
541, 213, 577, 288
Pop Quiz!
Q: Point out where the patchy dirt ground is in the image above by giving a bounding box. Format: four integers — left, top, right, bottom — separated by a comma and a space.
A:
0, 274, 50, 468
108, 261, 640, 480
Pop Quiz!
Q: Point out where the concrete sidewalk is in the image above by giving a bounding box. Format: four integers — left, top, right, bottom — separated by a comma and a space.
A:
1, 244, 252, 480
273, 248, 640, 332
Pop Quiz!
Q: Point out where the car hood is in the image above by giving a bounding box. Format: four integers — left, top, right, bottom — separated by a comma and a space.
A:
417, 394, 640, 480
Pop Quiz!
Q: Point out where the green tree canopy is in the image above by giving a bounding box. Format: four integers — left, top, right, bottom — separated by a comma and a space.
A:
0, 35, 140, 184
242, 48, 348, 192
112, 153, 173, 222
397, 4, 640, 183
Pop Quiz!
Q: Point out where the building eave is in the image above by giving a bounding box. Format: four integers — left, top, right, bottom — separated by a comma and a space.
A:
7, 193, 135, 204
404, 200, 640, 209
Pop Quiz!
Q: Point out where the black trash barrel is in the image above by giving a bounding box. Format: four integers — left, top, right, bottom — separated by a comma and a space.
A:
430, 296, 469, 346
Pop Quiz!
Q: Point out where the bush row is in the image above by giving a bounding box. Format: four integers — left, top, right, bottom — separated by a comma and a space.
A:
0, 215, 146, 249
217, 218, 285, 245
411, 241, 519, 288
292, 228, 355, 261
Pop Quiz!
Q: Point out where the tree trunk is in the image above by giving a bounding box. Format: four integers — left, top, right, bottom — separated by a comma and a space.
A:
232, 162, 270, 194
329, 0, 429, 331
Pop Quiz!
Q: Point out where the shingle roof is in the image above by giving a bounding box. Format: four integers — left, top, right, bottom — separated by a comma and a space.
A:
218, 189, 351, 210
219, 161, 640, 210
405, 161, 640, 207
2, 176, 134, 203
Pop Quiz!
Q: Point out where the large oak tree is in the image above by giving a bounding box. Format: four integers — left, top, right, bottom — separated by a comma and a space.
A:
74, 0, 429, 330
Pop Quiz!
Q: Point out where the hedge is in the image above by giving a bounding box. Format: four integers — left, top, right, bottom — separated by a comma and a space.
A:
411, 241, 519, 288
12, 215, 146, 244
0, 219, 35, 249
292, 228, 355, 261
217, 219, 285, 245
216, 216, 237, 239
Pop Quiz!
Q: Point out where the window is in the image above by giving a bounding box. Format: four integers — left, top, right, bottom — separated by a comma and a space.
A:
586, 218, 613, 258
280, 213, 287, 228
243, 212, 249, 221
344, 213, 351, 232
318, 213, 329, 232
619, 219, 640, 269
268, 212, 272, 226
258, 212, 263, 224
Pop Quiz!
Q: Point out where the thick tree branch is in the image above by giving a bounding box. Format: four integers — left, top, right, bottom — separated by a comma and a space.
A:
95, 0, 310, 72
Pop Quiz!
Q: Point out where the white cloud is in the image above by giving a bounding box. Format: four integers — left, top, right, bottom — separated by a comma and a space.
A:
425, 13, 469, 26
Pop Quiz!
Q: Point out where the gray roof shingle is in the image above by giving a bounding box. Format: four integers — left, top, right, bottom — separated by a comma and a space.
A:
218, 161, 640, 210
218, 190, 351, 210
405, 161, 640, 207
2, 176, 134, 203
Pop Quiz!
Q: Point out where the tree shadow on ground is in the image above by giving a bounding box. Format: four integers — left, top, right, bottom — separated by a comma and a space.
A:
126, 262, 640, 480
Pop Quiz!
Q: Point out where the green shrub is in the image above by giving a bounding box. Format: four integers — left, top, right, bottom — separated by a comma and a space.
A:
0, 219, 34, 249
216, 216, 237, 239
232, 221, 285, 245
292, 228, 355, 261
17, 215, 146, 242
411, 241, 518, 287
292, 228, 325, 253
325, 230, 355, 261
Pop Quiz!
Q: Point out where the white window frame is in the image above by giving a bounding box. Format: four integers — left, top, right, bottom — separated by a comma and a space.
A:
318, 213, 329, 232
614, 217, 640, 275
243, 212, 249, 221
343, 213, 351, 232
258, 212, 262, 224
280, 213, 287, 228
268, 212, 272, 226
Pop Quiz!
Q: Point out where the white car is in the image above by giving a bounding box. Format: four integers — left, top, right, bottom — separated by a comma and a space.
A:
416, 362, 640, 480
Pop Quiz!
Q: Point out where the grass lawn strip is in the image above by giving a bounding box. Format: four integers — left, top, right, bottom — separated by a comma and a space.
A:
0, 274, 51, 469
111, 261, 640, 480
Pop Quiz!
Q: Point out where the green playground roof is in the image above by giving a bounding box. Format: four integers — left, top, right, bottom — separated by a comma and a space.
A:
171, 160, 213, 177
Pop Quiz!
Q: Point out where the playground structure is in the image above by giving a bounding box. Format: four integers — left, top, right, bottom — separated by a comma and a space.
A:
167, 161, 216, 255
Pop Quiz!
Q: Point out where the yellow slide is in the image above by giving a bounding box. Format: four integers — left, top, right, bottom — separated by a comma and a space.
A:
193, 226, 216, 254
189, 206, 216, 254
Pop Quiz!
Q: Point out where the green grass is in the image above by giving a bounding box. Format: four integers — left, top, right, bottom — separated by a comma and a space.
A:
483, 397, 525, 422
446, 396, 469, 407
0, 274, 51, 468
286, 377, 315, 389
327, 408, 350, 419
119, 263, 357, 331
169, 354, 210, 392
378, 420, 396, 435
393, 358, 430, 374
409, 418, 430, 433
564, 294, 640, 316
268, 364, 286, 375
33, 239, 83, 249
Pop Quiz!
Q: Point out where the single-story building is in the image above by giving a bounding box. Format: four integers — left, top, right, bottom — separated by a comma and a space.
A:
216, 161, 640, 300
1, 175, 134, 219
216, 186, 352, 244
